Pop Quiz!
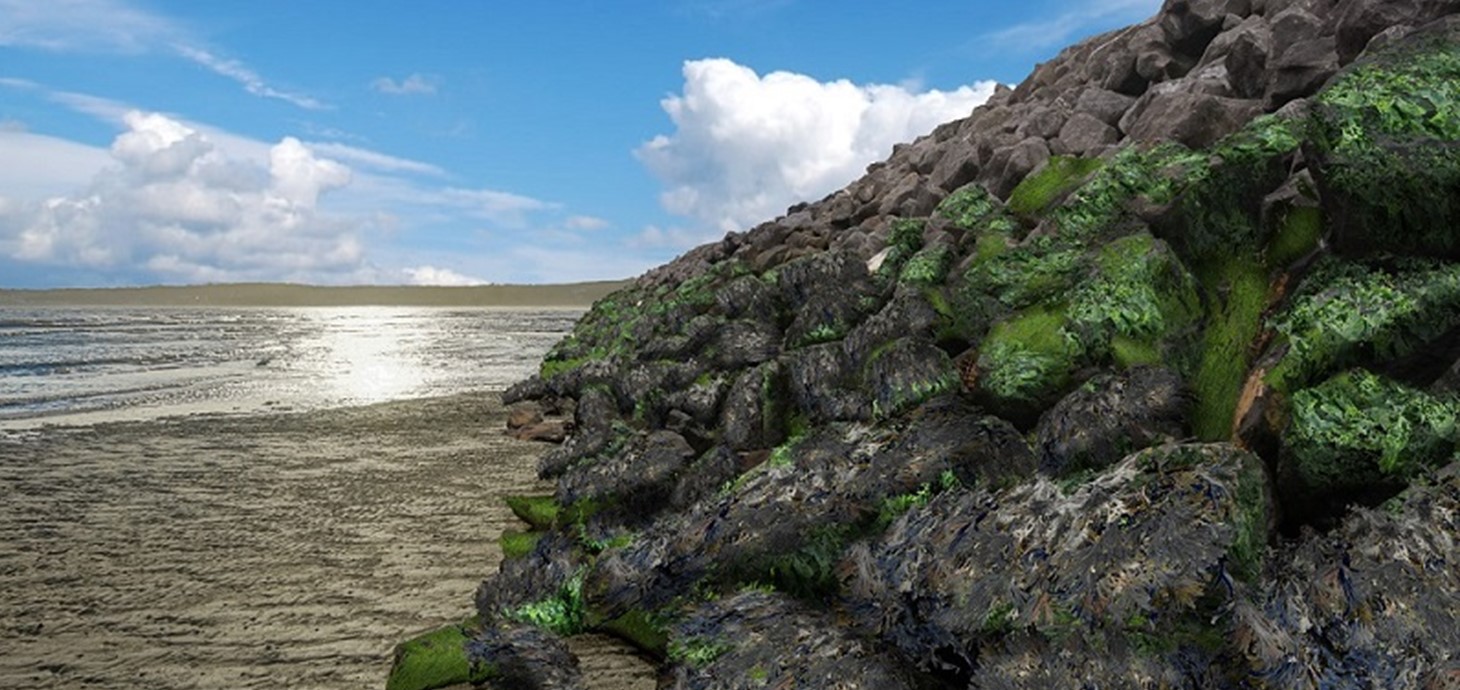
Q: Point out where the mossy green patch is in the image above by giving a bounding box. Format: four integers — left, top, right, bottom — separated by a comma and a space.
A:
898, 245, 954, 286
1267, 257, 1460, 393
1285, 370, 1459, 490
386, 619, 492, 690
1191, 259, 1268, 440
1007, 156, 1104, 217
977, 306, 1081, 408
936, 183, 1005, 231
1067, 233, 1200, 357
600, 608, 669, 655
1228, 452, 1270, 583
888, 217, 926, 253
504, 495, 560, 530
506, 569, 586, 636
1312, 38, 1460, 255
966, 234, 1087, 310
1264, 204, 1322, 271
499, 530, 542, 560
668, 635, 732, 669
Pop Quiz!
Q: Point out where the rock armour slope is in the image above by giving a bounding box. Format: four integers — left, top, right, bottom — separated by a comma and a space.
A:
394, 1, 1460, 688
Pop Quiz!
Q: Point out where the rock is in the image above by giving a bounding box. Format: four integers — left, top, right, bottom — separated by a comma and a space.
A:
1075, 87, 1139, 127
927, 137, 980, 192
512, 420, 568, 444
502, 374, 548, 405
1267, 36, 1339, 107
719, 361, 789, 451
1120, 89, 1265, 148
983, 136, 1052, 199
1332, 0, 1460, 64
507, 403, 545, 430
711, 319, 781, 369
1056, 111, 1122, 155
861, 337, 959, 419
668, 445, 740, 509
664, 591, 921, 690
556, 430, 696, 512
1034, 367, 1190, 477
1233, 463, 1460, 685
1014, 104, 1069, 140
1218, 17, 1275, 98
1160, 0, 1236, 57
785, 343, 870, 423
844, 443, 1272, 679
467, 624, 586, 690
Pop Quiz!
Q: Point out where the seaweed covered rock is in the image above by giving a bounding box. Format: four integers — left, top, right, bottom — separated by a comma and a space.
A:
1035, 366, 1190, 476
466, 624, 586, 690
1232, 462, 1460, 687
441, 2, 1460, 688
586, 399, 1035, 619
843, 443, 1271, 681
664, 590, 924, 690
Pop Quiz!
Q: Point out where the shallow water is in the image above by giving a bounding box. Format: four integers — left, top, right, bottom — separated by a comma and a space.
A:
0, 306, 580, 428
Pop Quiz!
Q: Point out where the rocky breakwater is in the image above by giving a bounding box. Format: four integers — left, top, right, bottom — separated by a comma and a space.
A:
388, 1, 1460, 688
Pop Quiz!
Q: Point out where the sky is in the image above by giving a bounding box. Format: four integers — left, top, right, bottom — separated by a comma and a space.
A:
0, 0, 1161, 287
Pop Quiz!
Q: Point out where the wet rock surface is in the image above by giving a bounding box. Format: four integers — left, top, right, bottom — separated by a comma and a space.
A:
432, 1, 1460, 688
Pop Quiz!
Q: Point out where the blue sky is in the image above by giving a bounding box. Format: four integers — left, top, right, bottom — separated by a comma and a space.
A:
0, 0, 1160, 287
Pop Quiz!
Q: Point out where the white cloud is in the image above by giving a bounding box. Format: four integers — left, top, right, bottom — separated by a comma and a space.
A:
305, 141, 446, 177
0, 129, 111, 198
0, 111, 368, 283
173, 44, 327, 110
403, 265, 486, 286
564, 215, 611, 231
371, 73, 439, 96
0, 0, 178, 52
629, 224, 715, 251
982, 0, 1162, 52
638, 58, 997, 235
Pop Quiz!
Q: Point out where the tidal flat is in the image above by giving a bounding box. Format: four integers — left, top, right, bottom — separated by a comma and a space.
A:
0, 393, 653, 689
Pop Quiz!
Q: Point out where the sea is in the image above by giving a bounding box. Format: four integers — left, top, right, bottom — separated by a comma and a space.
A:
0, 306, 580, 429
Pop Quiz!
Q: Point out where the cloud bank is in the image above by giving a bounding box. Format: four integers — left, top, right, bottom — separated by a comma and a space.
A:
638, 58, 997, 239
0, 111, 367, 283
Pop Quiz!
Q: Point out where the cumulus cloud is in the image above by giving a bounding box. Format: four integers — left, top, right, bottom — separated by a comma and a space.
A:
0, 110, 367, 283
403, 265, 486, 286
638, 58, 997, 235
371, 73, 439, 96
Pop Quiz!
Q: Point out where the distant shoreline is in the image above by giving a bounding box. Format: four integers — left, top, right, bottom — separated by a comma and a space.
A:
0, 280, 630, 308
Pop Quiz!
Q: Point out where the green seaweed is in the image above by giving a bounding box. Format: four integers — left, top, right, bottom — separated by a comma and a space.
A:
507, 569, 587, 636
1312, 39, 1460, 255
977, 307, 1081, 407
1285, 370, 1459, 490
898, 245, 954, 286
668, 635, 732, 669
504, 495, 560, 531
499, 530, 542, 560
936, 183, 1005, 230
1191, 259, 1268, 440
1007, 155, 1105, 216
386, 619, 492, 690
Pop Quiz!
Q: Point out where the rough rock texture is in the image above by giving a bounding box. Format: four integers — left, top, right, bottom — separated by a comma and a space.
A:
403, 2, 1460, 689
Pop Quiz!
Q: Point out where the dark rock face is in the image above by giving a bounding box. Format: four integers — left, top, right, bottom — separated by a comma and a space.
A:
665, 591, 923, 690
1034, 366, 1190, 476
843, 443, 1271, 680
441, 2, 1460, 688
466, 624, 585, 690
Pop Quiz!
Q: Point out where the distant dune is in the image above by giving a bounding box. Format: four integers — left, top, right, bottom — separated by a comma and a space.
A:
0, 281, 630, 308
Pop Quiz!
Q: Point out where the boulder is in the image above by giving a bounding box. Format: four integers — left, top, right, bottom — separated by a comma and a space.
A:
467, 624, 586, 690
844, 443, 1272, 679
1034, 366, 1189, 477
1075, 87, 1139, 127
1055, 112, 1121, 156
1266, 36, 1339, 107
1332, 0, 1460, 64
1120, 89, 1265, 148
664, 591, 921, 690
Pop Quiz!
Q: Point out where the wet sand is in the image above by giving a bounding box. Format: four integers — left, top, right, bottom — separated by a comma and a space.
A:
0, 393, 655, 689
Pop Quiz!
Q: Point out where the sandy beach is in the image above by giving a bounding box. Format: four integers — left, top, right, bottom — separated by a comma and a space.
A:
0, 393, 654, 689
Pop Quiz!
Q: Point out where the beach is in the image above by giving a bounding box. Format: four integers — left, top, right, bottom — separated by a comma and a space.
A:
0, 393, 655, 689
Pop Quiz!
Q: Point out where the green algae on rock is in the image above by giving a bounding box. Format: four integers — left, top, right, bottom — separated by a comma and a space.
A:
433, 4, 1460, 689
386, 620, 491, 690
